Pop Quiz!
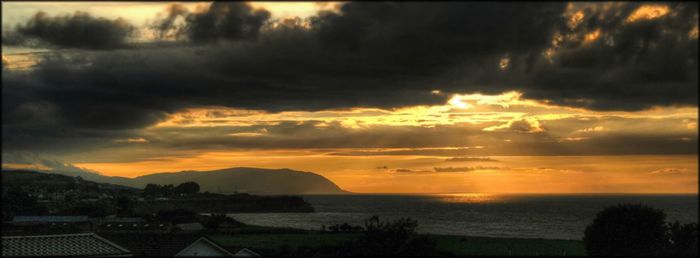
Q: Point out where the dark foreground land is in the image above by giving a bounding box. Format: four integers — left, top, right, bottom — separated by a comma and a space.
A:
209, 230, 586, 256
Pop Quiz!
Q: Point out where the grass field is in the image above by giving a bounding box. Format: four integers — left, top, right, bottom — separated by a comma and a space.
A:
431, 234, 585, 256
209, 232, 586, 256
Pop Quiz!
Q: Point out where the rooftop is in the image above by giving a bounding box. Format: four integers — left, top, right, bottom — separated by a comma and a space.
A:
12, 216, 89, 223
99, 232, 220, 256
1, 233, 131, 257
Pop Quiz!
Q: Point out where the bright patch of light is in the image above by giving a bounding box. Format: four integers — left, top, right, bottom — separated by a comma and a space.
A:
625, 5, 670, 23
114, 138, 149, 143
499, 57, 510, 70
567, 10, 585, 29
584, 29, 601, 43
448, 95, 474, 109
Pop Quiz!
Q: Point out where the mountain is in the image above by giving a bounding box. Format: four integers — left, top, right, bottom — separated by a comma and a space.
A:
1, 169, 137, 193
21, 167, 348, 195
131, 167, 348, 195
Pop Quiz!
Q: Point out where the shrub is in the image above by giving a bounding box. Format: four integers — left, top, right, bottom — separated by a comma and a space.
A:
584, 203, 668, 256
352, 216, 443, 256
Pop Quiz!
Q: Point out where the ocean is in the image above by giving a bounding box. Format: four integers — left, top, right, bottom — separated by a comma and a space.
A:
227, 194, 699, 240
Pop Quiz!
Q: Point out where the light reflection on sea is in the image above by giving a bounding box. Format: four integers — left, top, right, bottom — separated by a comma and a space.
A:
227, 194, 698, 240
432, 193, 507, 203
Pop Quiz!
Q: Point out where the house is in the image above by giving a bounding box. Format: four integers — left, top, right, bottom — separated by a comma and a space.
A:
92, 217, 172, 232
99, 232, 236, 256
98, 222, 172, 232
12, 215, 89, 223
9, 216, 93, 232
1, 233, 131, 257
233, 248, 261, 257
175, 236, 236, 256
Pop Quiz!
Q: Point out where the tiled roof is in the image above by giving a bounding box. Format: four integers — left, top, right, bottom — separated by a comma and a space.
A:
12, 216, 89, 223
1, 233, 131, 257
176, 237, 236, 256
99, 232, 219, 256
234, 248, 261, 257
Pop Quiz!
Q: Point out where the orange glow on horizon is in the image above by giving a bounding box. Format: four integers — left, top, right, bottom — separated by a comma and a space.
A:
69, 154, 698, 194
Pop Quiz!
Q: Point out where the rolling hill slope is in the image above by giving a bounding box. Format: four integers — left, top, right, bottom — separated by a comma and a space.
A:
11, 167, 348, 195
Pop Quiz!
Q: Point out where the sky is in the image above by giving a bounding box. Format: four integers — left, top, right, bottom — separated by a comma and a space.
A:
1, 1, 698, 193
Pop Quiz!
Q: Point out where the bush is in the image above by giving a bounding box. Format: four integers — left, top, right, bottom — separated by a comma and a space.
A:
174, 182, 200, 195
327, 222, 363, 233
584, 203, 668, 256
352, 216, 443, 256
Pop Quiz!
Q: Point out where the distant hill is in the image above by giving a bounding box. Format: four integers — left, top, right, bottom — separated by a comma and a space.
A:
8, 167, 348, 195
131, 167, 348, 195
1, 169, 137, 193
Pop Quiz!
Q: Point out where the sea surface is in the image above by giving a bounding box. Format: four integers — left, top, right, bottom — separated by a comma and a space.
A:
227, 194, 698, 240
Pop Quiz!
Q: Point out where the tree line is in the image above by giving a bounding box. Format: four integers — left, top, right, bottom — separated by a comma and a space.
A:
141, 182, 200, 198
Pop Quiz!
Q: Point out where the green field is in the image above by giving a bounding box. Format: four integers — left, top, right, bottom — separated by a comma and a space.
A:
209, 232, 586, 256
431, 234, 585, 256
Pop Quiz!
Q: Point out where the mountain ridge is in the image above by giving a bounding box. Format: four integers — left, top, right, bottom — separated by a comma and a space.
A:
3, 167, 349, 195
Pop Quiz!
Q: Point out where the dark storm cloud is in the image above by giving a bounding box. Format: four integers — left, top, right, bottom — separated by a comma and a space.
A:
153, 4, 190, 39
1, 2, 565, 131
153, 2, 271, 42
523, 2, 698, 110
1, 2, 697, 154
5, 11, 135, 49
185, 2, 271, 42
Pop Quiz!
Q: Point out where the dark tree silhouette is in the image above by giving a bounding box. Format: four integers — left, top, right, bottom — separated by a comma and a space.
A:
353, 216, 443, 256
67, 201, 109, 217
584, 203, 668, 256
115, 196, 134, 216
175, 182, 200, 195
1, 188, 49, 220
142, 183, 160, 197
143, 182, 199, 197
155, 208, 197, 223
